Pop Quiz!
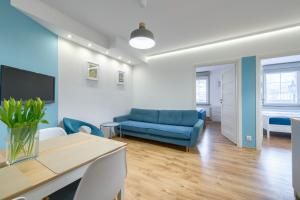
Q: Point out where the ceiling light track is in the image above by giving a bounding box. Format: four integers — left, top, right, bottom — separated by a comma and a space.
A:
146, 24, 300, 60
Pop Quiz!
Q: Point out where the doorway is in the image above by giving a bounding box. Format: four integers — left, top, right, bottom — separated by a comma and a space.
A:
195, 62, 238, 145
258, 54, 300, 148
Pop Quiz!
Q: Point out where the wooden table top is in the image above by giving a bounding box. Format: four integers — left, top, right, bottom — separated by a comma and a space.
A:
0, 132, 127, 200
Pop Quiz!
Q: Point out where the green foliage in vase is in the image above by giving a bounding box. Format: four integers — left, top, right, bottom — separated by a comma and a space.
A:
0, 98, 48, 164
0, 97, 48, 128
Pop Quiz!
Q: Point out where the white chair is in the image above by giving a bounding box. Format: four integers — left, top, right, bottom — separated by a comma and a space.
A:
73, 148, 127, 200
39, 127, 67, 141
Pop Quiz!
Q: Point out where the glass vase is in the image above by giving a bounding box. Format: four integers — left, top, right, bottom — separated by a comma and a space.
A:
6, 124, 39, 165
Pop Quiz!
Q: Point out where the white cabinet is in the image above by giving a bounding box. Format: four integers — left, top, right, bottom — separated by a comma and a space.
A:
292, 118, 300, 199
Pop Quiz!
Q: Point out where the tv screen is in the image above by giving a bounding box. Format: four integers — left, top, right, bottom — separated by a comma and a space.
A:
0, 65, 55, 103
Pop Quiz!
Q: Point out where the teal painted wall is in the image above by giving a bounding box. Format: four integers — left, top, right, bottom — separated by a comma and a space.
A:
242, 56, 256, 148
0, 0, 58, 148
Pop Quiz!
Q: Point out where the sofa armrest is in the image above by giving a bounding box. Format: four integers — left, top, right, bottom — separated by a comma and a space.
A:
189, 119, 204, 147
113, 115, 130, 123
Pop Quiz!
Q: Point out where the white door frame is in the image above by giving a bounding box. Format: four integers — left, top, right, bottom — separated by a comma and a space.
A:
194, 59, 242, 147
256, 50, 300, 150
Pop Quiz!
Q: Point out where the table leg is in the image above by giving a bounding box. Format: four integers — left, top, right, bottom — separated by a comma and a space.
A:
119, 125, 122, 138
109, 127, 112, 139
117, 186, 125, 200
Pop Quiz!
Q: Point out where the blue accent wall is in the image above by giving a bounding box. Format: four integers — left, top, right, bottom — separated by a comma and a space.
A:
242, 56, 256, 148
0, 0, 58, 148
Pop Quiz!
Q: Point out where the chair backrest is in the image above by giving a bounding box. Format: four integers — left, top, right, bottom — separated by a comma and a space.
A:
12, 197, 26, 200
39, 127, 67, 141
74, 148, 127, 200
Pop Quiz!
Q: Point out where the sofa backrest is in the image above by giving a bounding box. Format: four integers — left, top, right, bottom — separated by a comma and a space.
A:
129, 108, 159, 123
129, 108, 198, 127
158, 110, 198, 127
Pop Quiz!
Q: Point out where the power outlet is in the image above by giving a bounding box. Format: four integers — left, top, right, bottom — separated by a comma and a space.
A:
246, 136, 252, 141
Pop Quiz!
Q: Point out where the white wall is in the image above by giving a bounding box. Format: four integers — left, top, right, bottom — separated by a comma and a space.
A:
210, 70, 222, 108
209, 70, 222, 121
58, 38, 133, 127
133, 58, 195, 110
133, 28, 300, 110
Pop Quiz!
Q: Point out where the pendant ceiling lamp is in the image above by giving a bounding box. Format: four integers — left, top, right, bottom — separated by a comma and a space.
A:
129, 22, 155, 49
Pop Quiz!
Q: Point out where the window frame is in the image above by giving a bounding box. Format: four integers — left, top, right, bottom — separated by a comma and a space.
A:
196, 72, 210, 105
262, 62, 300, 107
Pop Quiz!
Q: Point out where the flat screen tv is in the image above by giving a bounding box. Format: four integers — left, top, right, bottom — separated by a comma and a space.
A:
0, 65, 55, 103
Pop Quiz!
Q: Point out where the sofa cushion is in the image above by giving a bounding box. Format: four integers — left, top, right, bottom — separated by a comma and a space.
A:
158, 110, 198, 127
120, 120, 192, 140
120, 120, 149, 134
148, 124, 192, 140
269, 117, 291, 125
129, 108, 159, 123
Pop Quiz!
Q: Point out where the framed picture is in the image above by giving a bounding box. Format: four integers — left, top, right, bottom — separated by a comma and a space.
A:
117, 71, 125, 85
87, 62, 99, 80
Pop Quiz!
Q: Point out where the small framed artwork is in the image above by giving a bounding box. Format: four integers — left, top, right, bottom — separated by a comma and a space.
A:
117, 71, 125, 85
87, 62, 99, 80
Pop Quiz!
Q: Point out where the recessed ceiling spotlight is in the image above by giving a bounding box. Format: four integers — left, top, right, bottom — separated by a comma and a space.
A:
105, 50, 109, 55
118, 56, 122, 60
67, 34, 72, 39
88, 43, 92, 47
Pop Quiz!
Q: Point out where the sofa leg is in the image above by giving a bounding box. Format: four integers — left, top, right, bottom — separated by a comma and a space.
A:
185, 147, 189, 152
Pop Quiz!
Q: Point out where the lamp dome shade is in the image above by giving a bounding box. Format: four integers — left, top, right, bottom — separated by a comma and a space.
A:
129, 22, 155, 49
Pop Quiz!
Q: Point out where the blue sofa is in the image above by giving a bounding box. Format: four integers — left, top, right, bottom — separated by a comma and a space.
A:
113, 108, 204, 148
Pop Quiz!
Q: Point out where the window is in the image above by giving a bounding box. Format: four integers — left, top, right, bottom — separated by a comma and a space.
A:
196, 72, 209, 104
263, 62, 300, 106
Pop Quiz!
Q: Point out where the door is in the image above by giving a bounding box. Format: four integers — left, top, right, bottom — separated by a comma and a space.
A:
221, 64, 237, 144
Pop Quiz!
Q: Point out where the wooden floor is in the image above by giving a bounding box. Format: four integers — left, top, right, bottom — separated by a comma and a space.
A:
115, 122, 294, 200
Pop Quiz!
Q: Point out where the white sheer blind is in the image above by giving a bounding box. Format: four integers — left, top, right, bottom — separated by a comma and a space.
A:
196, 72, 209, 104
263, 62, 300, 106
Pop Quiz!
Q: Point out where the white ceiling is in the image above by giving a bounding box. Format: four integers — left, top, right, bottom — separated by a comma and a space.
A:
41, 0, 300, 56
